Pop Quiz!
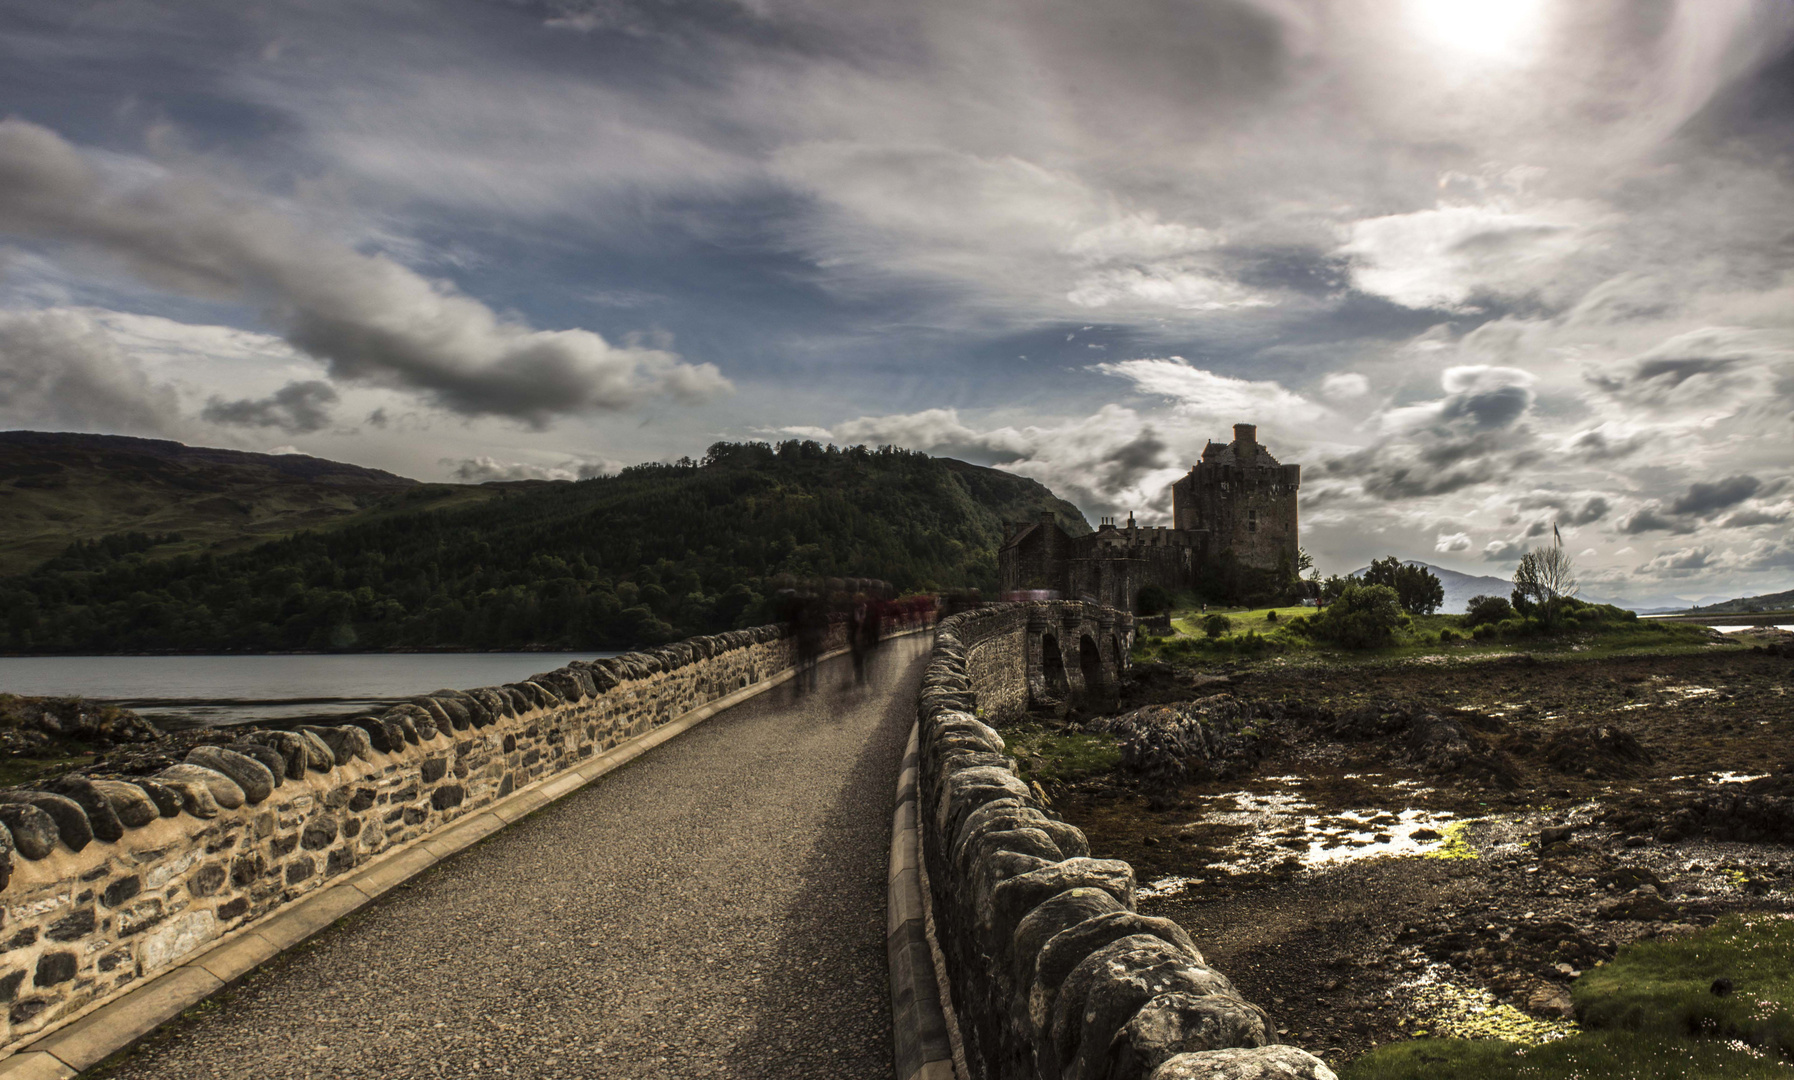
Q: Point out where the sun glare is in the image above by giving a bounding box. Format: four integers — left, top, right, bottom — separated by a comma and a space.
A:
1408, 0, 1546, 62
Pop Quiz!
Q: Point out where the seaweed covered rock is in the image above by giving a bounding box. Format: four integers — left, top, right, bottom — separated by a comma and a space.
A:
1089, 695, 1266, 788
1540, 722, 1652, 779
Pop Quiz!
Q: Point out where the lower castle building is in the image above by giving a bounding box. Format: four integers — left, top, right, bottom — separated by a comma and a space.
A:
998, 423, 1300, 612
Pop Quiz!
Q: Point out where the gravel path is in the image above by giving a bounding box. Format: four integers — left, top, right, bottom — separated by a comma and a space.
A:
92, 637, 929, 1080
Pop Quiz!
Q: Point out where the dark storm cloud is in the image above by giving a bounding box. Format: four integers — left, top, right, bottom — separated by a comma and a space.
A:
1669, 474, 1762, 516
201, 380, 340, 433
1569, 427, 1644, 460
1097, 427, 1171, 491
0, 119, 730, 426
1618, 503, 1697, 535
1322, 366, 1542, 500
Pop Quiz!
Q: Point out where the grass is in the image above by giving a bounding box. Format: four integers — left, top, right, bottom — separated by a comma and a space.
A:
999, 722, 1121, 785
1135, 604, 1720, 667
1341, 915, 1794, 1079
1340, 1031, 1794, 1080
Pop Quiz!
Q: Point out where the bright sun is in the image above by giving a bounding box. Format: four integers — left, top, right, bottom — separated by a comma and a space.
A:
1408, 0, 1546, 61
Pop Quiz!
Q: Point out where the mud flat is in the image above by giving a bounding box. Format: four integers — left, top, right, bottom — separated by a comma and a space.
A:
1012, 647, 1794, 1073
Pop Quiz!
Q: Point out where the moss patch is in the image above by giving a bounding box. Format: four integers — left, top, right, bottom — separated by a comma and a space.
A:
1001, 724, 1121, 785
1340, 1031, 1794, 1080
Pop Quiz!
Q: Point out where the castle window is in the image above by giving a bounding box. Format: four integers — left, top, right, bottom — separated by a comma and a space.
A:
1248, 508, 1258, 533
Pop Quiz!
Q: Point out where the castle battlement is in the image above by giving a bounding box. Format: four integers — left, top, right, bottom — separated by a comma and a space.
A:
999, 422, 1300, 611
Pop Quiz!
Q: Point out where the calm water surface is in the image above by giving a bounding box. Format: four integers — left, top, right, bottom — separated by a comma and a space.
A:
0, 652, 618, 730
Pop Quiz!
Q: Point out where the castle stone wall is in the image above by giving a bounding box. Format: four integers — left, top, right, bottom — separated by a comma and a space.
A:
917, 602, 1333, 1080
0, 623, 840, 1055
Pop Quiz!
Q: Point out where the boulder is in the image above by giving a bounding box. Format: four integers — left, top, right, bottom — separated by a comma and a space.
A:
157, 764, 245, 810
187, 747, 276, 804
354, 716, 408, 754
88, 780, 161, 828
991, 858, 1136, 947
0, 804, 58, 859
1150, 1046, 1338, 1080
0, 822, 12, 889
935, 766, 1032, 848
1107, 992, 1271, 1079
0, 791, 92, 852
36, 776, 126, 842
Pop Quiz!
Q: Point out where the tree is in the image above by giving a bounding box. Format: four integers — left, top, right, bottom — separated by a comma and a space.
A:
1512, 543, 1579, 627
1306, 584, 1407, 649
1136, 584, 1173, 616
1463, 594, 1515, 627
1360, 557, 1445, 615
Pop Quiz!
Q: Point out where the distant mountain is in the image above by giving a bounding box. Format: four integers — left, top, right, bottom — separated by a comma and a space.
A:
0, 431, 495, 575
0, 439, 1089, 653
1684, 588, 1794, 615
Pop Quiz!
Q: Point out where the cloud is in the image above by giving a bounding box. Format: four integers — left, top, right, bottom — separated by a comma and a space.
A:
0, 308, 183, 436
1320, 372, 1370, 400
441, 455, 620, 483
201, 380, 339, 434
1322, 364, 1541, 500
1434, 531, 1472, 553
1669, 474, 1762, 516
0, 119, 730, 427
1095, 357, 1326, 425
1340, 201, 1599, 312
1639, 545, 1713, 576
1618, 502, 1697, 535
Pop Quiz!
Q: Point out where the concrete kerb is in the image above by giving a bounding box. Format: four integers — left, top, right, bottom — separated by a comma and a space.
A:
887, 722, 964, 1080
0, 633, 915, 1079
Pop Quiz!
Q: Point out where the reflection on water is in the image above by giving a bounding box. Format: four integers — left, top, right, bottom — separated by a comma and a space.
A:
0, 652, 617, 730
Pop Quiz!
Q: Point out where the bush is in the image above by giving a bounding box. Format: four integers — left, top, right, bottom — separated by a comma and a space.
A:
1438, 628, 1457, 642
1306, 584, 1408, 649
1463, 594, 1515, 627
1201, 613, 1233, 639
1265, 609, 1278, 623
1361, 556, 1446, 615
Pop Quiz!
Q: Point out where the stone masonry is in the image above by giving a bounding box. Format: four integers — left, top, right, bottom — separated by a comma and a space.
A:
0, 622, 838, 1055
917, 601, 1335, 1080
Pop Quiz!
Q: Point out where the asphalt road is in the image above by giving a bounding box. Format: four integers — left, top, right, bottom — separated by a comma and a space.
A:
93, 636, 929, 1080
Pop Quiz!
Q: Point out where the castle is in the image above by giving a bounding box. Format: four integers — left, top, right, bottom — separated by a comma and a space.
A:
998, 423, 1300, 611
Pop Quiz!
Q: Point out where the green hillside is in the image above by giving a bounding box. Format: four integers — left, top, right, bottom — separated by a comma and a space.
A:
0, 431, 497, 575
0, 439, 1089, 654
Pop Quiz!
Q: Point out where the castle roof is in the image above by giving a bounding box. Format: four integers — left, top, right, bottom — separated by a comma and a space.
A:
1198, 437, 1282, 468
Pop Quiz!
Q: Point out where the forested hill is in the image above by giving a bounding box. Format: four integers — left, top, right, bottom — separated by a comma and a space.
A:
0, 440, 1089, 654
0, 430, 494, 575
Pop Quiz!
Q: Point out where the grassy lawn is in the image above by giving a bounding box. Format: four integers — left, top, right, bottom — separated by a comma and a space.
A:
1138, 604, 1719, 666
1342, 915, 1794, 1080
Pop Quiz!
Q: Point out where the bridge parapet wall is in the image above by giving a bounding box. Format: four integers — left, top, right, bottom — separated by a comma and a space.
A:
919, 602, 1334, 1080
0, 623, 836, 1056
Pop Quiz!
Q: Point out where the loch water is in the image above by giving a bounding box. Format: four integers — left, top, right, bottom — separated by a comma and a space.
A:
0, 652, 618, 730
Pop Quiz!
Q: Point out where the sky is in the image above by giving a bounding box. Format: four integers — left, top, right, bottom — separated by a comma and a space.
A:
2, 0, 1793, 607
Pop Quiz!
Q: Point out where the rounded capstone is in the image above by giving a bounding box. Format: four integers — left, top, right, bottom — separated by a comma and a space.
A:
1110, 992, 1272, 1079
248, 731, 311, 780
1054, 936, 1235, 1080
0, 804, 55, 859
0, 791, 92, 852
130, 778, 183, 817
89, 780, 160, 828
1150, 1046, 1339, 1080
188, 747, 276, 804
226, 741, 289, 783
38, 776, 126, 842
158, 763, 245, 810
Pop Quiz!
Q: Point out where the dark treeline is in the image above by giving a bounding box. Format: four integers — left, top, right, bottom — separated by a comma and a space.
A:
0, 441, 1085, 654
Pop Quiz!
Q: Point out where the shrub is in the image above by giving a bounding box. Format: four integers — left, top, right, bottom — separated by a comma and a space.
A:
1306, 584, 1408, 649
1265, 609, 1278, 623
1361, 556, 1446, 615
1464, 594, 1515, 627
1438, 628, 1458, 642
1201, 613, 1233, 639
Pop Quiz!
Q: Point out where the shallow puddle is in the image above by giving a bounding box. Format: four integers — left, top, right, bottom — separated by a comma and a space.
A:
1138, 783, 1468, 897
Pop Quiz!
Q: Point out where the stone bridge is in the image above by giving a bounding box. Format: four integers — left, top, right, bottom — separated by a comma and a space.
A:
0, 604, 1328, 1080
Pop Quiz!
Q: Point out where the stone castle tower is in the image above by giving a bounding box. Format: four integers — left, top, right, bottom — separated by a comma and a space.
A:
1170, 423, 1301, 574
998, 422, 1300, 611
